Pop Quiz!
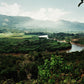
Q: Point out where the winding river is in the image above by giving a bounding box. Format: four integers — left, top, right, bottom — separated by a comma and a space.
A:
66, 44, 84, 53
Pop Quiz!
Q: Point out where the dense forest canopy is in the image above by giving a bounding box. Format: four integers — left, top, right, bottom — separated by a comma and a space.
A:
0, 32, 84, 83
0, 0, 84, 84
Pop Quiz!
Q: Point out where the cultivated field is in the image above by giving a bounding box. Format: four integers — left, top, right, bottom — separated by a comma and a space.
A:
0, 33, 38, 39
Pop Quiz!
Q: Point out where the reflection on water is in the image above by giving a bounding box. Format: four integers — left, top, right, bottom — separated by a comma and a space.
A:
67, 44, 84, 53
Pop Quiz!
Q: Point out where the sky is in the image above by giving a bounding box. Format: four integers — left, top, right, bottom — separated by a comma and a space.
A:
0, 0, 84, 22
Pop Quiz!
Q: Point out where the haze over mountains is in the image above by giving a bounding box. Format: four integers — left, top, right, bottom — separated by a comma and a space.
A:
0, 14, 84, 33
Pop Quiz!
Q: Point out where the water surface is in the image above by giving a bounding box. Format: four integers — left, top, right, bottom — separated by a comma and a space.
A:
67, 44, 84, 53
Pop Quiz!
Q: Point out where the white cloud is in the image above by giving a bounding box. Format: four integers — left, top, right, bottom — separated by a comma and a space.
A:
0, 3, 20, 16
21, 8, 69, 21
0, 3, 69, 21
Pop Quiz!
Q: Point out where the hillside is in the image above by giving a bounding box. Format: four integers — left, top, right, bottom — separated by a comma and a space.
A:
0, 14, 84, 33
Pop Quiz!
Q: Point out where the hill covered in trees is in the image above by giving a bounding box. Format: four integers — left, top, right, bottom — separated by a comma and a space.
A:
0, 14, 84, 33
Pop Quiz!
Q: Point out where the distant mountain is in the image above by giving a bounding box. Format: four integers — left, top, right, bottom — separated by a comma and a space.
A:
0, 14, 84, 33
0, 14, 32, 28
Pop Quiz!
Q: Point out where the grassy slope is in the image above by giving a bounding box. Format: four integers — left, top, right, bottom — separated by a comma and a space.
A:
0, 33, 38, 39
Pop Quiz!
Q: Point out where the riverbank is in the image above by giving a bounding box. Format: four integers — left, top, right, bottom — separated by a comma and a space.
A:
71, 38, 84, 47
71, 42, 84, 47
60, 42, 84, 53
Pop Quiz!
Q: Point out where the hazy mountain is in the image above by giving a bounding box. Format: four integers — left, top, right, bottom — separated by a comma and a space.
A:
0, 14, 32, 28
0, 14, 84, 33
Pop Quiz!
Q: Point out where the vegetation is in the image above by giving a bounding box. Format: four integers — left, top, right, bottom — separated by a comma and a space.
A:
0, 50, 84, 84
0, 32, 84, 84
72, 38, 84, 45
48, 32, 83, 41
0, 37, 71, 53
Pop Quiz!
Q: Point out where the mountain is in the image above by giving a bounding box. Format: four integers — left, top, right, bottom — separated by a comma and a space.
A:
0, 14, 84, 33
0, 15, 32, 30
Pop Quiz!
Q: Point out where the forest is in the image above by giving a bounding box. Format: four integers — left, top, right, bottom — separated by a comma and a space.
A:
0, 37, 71, 53
0, 32, 84, 84
0, 0, 84, 84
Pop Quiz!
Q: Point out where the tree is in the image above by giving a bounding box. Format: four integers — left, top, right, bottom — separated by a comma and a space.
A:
38, 55, 73, 84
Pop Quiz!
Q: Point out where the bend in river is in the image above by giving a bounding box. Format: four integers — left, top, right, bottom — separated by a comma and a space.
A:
67, 44, 84, 53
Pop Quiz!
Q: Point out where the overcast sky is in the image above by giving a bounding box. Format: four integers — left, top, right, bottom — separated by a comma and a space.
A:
0, 0, 84, 22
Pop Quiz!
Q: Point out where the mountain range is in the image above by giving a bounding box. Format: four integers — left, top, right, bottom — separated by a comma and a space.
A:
0, 14, 84, 33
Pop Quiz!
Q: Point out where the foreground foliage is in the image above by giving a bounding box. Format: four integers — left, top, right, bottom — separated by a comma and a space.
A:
0, 50, 84, 84
38, 54, 84, 84
0, 33, 84, 84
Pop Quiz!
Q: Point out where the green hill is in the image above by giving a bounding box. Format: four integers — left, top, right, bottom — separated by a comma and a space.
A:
0, 14, 84, 33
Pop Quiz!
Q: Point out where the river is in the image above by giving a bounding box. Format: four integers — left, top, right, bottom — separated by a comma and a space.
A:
66, 44, 84, 53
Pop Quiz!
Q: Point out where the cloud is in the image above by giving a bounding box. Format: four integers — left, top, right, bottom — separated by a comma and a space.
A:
21, 8, 69, 21
0, 3, 21, 16
0, 3, 69, 21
